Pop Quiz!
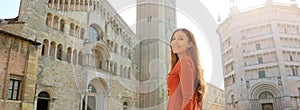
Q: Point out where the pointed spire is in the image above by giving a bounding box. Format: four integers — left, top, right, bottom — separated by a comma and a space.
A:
230, 0, 239, 15
291, 0, 298, 7
266, 0, 273, 6
217, 14, 222, 23
230, 0, 237, 11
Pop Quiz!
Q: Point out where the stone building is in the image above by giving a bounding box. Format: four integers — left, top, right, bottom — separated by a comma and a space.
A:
1, 0, 140, 109
218, 0, 300, 109
203, 83, 226, 110
0, 0, 225, 110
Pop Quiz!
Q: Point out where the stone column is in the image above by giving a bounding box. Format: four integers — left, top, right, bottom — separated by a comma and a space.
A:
21, 44, 40, 110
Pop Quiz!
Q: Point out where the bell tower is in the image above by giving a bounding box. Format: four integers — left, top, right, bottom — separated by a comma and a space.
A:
136, 0, 176, 108
229, 0, 239, 15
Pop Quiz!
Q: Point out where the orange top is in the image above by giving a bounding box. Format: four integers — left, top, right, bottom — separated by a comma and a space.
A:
167, 55, 202, 110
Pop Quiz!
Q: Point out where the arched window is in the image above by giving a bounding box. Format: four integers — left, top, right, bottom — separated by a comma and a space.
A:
73, 49, 77, 65
128, 67, 131, 79
69, 23, 75, 36
88, 26, 99, 42
114, 43, 118, 53
110, 61, 113, 72
120, 65, 124, 78
42, 39, 49, 56
121, 46, 124, 56
37, 91, 50, 110
114, 63, 117, 75
111, 42, 115, 52
50, 41, 56, 58
60, 19, 65, 32
75, 25, 80, 38
67, 47, 72, 63
80, 28, 85, 39
46, 13, 53, 27
53, 16, 59, 30
125, 67, 128, 78
56, 44, 63, 60
71, 0, 75, 4
78, 51, 82, 65
123, 102, 128, 110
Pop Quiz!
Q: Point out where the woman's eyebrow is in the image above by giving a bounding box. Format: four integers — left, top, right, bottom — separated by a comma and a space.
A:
173, 35, 184, 38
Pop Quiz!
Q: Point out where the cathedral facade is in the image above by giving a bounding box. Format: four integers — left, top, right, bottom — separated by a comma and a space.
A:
1, 0, 141, 109
218, 0, 300, 109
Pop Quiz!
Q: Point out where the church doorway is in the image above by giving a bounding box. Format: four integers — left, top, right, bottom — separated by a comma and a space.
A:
262, 103, 273, 110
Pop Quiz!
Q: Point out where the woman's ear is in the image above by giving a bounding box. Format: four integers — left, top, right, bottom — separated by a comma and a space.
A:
188, 42, 193, 48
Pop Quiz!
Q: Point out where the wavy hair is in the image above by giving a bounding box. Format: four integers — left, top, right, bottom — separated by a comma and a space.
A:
169, 28, 207, 103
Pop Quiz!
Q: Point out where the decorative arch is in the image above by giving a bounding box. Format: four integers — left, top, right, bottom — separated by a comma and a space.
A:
88, 77, 108, 94
90, 43, 110, 70
83, 77, 108, 110
259, 91, 274, 99
225, 89, 237, 103
249, 83, 282, 99
89, 24, 104, 42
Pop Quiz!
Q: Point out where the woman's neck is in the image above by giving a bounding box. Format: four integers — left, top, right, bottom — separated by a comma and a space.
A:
177, 52, 188, 59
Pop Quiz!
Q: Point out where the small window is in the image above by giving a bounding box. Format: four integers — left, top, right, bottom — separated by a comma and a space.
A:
7, 79, 21, 100
246, 81, 250, 88
259, 71, 266, 78
292, 68, 298, 76
232, 75, 235, 83
298, 88, 300, 96
256, 43, 261, 50
258, 57, 263, 64
290, 55, 293, 61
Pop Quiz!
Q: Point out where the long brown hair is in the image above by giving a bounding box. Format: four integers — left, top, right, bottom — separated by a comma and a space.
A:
170, 28, 206, 103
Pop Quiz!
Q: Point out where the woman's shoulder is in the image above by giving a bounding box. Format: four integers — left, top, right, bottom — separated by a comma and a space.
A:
180, 54, 193, 62
180, 55, 194, 66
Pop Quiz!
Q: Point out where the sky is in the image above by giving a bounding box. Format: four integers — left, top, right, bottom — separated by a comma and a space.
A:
0, 0, 299, 89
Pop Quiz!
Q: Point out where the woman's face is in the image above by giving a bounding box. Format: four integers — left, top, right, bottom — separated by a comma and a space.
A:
170, 30, 192, 56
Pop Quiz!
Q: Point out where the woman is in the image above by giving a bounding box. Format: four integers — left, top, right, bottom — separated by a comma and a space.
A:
167, 28, 206, 110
